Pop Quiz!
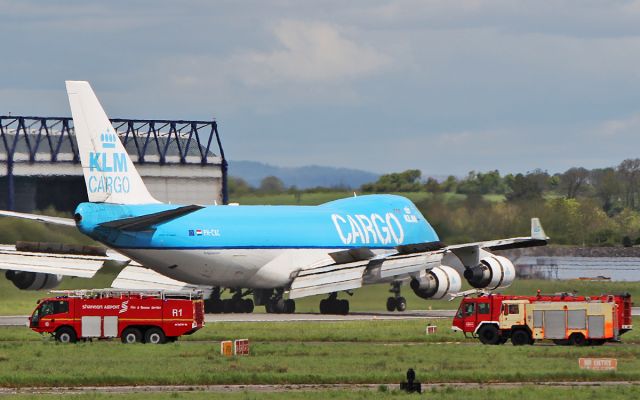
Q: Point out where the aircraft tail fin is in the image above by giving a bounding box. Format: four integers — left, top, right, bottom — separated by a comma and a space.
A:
66, 81, 159, 204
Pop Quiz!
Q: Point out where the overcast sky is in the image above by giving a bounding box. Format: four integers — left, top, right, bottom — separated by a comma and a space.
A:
2, 0, 640, 176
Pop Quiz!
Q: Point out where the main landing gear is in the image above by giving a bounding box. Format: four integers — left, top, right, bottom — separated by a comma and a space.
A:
264, 289, 296, 314
386, 281, 407, 312
319, 292, 349, 315
204, 288, 254, 314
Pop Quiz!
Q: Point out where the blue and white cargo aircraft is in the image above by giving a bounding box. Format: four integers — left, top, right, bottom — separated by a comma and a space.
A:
0, 81, 548, 314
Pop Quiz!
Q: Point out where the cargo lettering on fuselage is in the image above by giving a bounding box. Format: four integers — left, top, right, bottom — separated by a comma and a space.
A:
331, 213, 404, 245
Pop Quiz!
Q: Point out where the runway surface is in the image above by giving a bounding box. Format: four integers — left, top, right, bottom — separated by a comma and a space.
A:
1, 308, 639, 326
2, 381, 639, 396
0, 310, 455, 327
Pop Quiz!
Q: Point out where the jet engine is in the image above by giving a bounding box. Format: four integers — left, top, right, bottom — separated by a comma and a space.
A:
410, 265, 462, 300
463, 255, 515, 290
5, 271, 62, 290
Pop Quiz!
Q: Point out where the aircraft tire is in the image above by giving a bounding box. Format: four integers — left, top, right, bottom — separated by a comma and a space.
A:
204, 299, 223, 313
338, 300, 349, 315
396, 297, 407, 312
284, 299, 295, 314
386, 297, 397, 312
222, 299, 234, 314
319, 299, 329, 314
242, 299, 255, 313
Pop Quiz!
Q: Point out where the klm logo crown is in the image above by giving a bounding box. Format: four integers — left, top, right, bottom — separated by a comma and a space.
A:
100, 131, 117, 149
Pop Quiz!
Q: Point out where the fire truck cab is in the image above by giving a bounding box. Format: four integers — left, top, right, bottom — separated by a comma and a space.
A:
29, 289, 205, 344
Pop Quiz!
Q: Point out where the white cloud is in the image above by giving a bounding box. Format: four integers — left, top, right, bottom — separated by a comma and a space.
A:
596, 113, 640, 137
228, 20, 390, 86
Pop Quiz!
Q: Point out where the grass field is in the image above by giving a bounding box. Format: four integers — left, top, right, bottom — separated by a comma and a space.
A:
6, 386, 640, 400
1, 317, 640, 388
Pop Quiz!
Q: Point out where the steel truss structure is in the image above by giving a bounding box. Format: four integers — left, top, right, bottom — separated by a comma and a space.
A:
0, 116, 228, 210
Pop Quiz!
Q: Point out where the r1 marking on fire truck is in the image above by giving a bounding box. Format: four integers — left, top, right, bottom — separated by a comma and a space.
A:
172, 309, 183, 317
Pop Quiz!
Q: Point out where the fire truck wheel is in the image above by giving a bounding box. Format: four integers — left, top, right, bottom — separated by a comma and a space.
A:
510, 329, 532, 346
55, 327, 77, 343
145, 328, 166, 344
477, 325, 500, 345
569, 333, 587, 346
121, 328, 143, 344
396, 297, 407, 312
386, 297, 397, 312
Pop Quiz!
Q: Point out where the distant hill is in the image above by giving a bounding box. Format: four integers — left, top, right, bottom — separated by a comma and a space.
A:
228, 160, 380, 189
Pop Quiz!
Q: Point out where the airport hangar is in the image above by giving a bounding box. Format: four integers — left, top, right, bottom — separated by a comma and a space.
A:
0, 116, 228, 213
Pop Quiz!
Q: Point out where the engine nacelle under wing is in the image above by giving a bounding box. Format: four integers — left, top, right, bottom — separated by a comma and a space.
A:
5, 270, 63, 290
410, 265, 462, 300
463, 255, 515, 290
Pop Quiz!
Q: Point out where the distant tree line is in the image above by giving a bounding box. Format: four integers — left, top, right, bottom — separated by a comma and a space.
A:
362, 160, 640, 215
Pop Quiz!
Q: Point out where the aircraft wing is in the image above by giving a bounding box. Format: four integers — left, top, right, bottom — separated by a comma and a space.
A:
445, 218, 548, 267
0, 210, 75, 226
286, 218, 547, 299
287, 249, 445, 299
0, 244, 112, 278
111, 264, 213, 297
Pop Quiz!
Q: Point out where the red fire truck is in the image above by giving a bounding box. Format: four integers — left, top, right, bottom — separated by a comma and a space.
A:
452, 292, 632, 346
29, 289, 205, 344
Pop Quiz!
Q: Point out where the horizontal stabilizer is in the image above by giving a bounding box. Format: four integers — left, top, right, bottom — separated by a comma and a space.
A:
100, 205, 204, 231
0, 244, 108, 278
111, 265, 212, 297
